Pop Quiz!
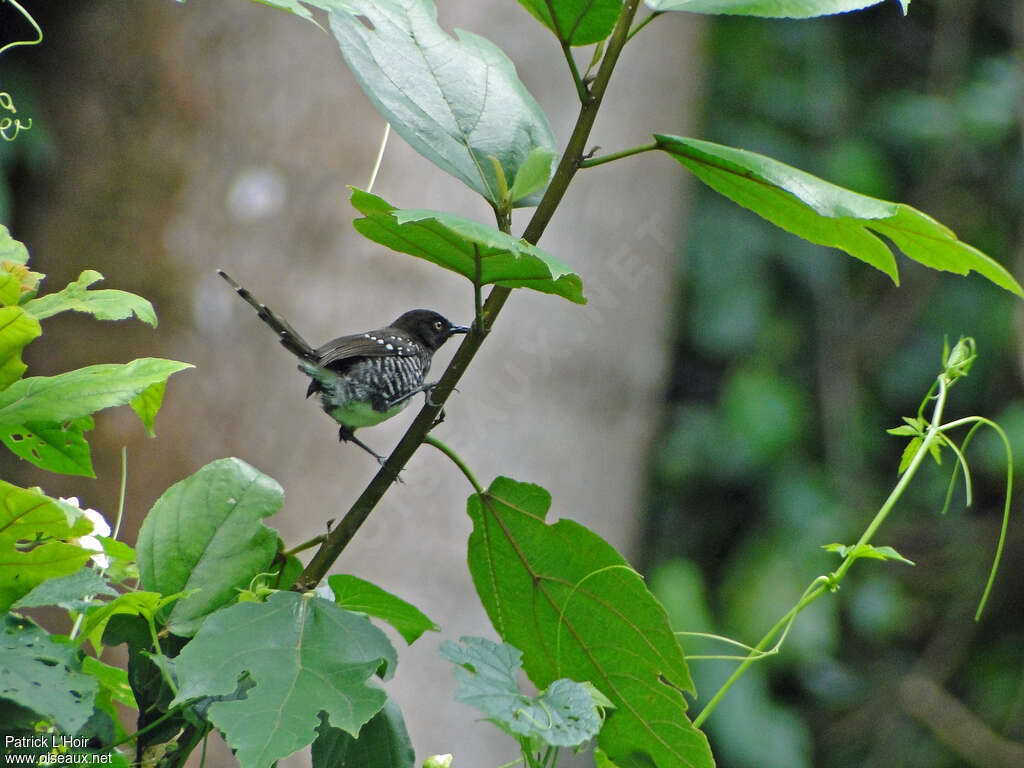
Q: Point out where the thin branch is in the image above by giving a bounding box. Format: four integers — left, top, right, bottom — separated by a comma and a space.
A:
578, 141, 658, 168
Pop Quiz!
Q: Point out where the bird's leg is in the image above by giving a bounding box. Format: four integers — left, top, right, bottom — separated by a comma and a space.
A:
338, 425, 386, 465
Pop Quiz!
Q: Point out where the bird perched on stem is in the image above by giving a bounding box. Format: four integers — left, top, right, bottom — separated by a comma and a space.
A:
218, 269, 469, 462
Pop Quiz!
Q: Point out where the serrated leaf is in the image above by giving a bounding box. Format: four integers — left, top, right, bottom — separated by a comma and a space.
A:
136, 458, 283, 636
243, 0, 323, 26
351, 188, 585, 304
0, 358, 192, 428
11, 565, 116, 610
0, 305, 41, 390
311, 700, 414, 768
823, 543, 915, 566
509, 146, 557, 203
23, 270, 157, 326
0, 615, 98, 733
441, 636, 603, 748
79, 591, 183, 653
327, 0, 557, 207
466, 477, 714, 768
328, 574, 439, 645
0, 482, 95, 611
0, 416, 95, 476
171, 591, 397, 768
517, 0, 622, 46
655, 134, 1023, 297
645, 0, 892, 17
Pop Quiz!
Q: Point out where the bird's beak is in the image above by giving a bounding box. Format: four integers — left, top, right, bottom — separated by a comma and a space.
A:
451, 325, 471, 335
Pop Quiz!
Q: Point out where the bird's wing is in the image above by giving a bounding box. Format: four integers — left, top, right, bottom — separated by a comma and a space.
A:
315, 330, 420, 369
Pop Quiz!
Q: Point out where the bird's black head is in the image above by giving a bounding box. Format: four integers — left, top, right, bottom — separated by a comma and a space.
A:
391, 310, 470, 351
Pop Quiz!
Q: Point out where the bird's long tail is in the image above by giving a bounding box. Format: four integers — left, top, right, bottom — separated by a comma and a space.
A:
217, 269, 317, 361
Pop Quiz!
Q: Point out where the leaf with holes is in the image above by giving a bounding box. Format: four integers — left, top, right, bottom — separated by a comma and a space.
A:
0, 416, 95, 476
171, 591, 397, 768
655, 134, 1023, 297
0, 615, 99, 733
0, 483, 96, 611
466, 476, 714, 768
327, 0, 557, 206
351, 189, 585, 304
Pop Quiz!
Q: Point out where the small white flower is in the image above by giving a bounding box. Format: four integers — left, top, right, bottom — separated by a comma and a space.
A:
61, 496, 112, 569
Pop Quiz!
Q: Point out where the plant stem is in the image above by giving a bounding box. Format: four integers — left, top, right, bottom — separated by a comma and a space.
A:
627, 10, 662, 42
292, 0, 645, 593
425, 435, 483, 494
578, 141, 658, 168
280, 533, 326, 558
694, 375, 951, 727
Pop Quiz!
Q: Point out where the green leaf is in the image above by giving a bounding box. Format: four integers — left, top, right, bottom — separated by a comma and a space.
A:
79, 591, 183, 653
898, 436, 922, 474
0, 358, 193, 429
23, 270, 157, 326
441, 636, 604, 748
0, 416, 95, 477
509, 146, 558, 203
517, 0, 623, 46
328, 574, 439, 645
0, 305, 41, 390
0, 614, 98, 733
82, 654, 138, 710
645, 0, 895, 17
311, 700, 414, 768
171, 591, 397, 768
885, 425, 920, 437
242, 0, 323, 26
0, 225, 29, 265
130, 381, 167, 437
11, 565, 116, 611
0, 483, 95, 611
822, 543, 916, 566
136, 458, 283, 636
655, 134, 1023, 297
351, 189, 585, 304
327, 0, 557, 206
466, 477, 714, 768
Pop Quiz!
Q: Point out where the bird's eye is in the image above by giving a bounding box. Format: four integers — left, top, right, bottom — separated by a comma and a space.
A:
433, 320, 444, 331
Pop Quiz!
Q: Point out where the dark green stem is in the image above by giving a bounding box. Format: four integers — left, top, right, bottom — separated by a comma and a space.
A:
292, 0, 644, 592
579, 141, 658, 168
424, 435, 483, 494
627, 10, 662, 42
281, 533, 327, 558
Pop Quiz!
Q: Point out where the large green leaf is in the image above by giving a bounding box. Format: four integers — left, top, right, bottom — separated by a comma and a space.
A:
311, 701, 414, 768
0, 615, 98, 733
0, 416, 95, 477
23, 270, 157, 326
351, 188, 585, 304
328, 573, 439, 645
327, 0, 557, 207
11, 565, 116, 611
645, 0, 908, 17
517, 0, 622, 46
656, 134, 1023, 297
171, 591, 397, 768
0, 483, 95, 611
466, 477, 713, 768
136, 458, 282, 636
0, 358, 193, 428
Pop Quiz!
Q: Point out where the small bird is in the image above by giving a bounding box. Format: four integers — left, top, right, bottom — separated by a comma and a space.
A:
218, 270, 469, 462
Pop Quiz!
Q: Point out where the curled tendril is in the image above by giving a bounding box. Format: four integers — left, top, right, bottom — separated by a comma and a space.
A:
0, 0, 43, 57
0, 94, 31, 141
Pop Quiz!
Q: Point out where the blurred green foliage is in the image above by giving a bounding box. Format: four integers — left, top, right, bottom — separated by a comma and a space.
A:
645, 4, 1024, 768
